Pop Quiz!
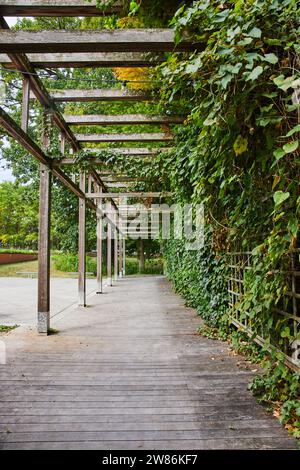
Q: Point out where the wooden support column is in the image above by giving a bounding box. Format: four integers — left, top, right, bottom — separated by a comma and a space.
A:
78, 171, 86, 306
21, 77, 30, 132
114, 211, 118, 282
60, 131, 66, 154
119, 235, 123, 278
96, 185, 103, 294
106, 200, 112, 287
122, 237, 126, 276
37, 163, 51, 334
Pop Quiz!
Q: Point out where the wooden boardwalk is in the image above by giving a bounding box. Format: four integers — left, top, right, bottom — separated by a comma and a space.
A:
0, 276, 296, 450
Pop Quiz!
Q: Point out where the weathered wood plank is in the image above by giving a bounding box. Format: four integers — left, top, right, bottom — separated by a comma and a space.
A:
75, 133, 173, 142
86, 192, 173, 199
0, 106, 88, 202
0, 277, 296, 450
31, 89, 150, 102
78, 172, 86, 307
37, 163, 51, 334
0, 52, 163, 68
0, 29, 200, 54
21, 77, 30, 132
0, 1, 122, 16
54, 148, 170, 165
64, 114, 184, 125
0, 438, 296, 450
106, 201, 112, 287
2, 22, 79, 150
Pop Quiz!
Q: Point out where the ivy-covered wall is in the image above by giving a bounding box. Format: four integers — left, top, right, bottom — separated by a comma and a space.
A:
162, 235, 228, 329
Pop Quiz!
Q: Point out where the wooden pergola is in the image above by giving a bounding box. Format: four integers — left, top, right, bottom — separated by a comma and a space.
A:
0, 1, 197, 334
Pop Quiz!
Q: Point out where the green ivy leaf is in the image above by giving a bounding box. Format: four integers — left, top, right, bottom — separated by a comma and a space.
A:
282, 140, 299, 153
220, 73, 232, 89
273, 191, 290, 207
284, 125, 300, 138
245, 65, 264, 81
280, 326, 291, 338
263, 53, 278, 64
273, 148, 285, 161
246, 27, 262, 38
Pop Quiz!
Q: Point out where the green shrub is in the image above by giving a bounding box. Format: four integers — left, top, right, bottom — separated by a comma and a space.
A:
0, 248, 38, 255
52, 253, 163, 276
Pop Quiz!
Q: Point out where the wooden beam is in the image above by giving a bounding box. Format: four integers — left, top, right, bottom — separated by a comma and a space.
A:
0, 29, 200, 54
106, 201, 112, 287
33, 89, 150, 103
105, 183, 130, 188
122, 238, 126, 276
21, 77, 30, 132
119, 235, 123, 278
0, 52, 162, 68
101, 177, 146, 183
0, 16, 79, 150
78, 171, 86, 307
96, 185, 103, 294
76, 133, 173, 143
113, 213, 118, 282
90, 169, 120, 221
54, 148, 169, 164
0, 1, 122, 16
86, 192, 173, 198
64, 114, 184, 126
37, 163, 51, 335
0, 105, 88, 201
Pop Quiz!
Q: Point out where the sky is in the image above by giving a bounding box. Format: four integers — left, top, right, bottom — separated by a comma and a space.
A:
0, 17, 19, 182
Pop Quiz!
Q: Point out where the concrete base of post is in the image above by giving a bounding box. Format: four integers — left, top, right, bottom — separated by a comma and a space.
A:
37, 311, 49, 335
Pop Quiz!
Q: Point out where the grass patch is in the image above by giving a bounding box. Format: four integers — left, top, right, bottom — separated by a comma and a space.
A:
0, 324, 18, 333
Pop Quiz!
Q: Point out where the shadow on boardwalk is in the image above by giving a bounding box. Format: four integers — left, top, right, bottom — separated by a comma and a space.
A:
0, 276, 297, 450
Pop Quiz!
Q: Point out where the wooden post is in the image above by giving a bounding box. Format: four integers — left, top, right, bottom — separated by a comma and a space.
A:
138, 238, 145, 274
106, 200, 112, 286
37, 164, 51, 334
96, 185, 103, 294
114, 211, 118, 282
119, 235, 123, 278
122, 237, 126, 276
21, 77, 30, 132
60, 131, 66, 154
78, 171, 86, 306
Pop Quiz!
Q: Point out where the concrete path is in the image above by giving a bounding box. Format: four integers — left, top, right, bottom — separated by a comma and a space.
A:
0, 276, 297, 450
0, 277, 98, 327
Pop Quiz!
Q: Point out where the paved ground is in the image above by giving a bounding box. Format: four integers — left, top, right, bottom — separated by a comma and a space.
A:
0, 277, 98, 327
0, 276, 297, 450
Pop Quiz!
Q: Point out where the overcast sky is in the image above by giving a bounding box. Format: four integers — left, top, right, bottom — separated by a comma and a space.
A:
0, 17, 19, 182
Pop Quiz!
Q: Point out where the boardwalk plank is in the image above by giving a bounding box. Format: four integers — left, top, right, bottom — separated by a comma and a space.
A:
0, 276, 296, 450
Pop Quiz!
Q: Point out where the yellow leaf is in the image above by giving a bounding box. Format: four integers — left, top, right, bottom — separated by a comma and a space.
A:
233, 135, 248, 156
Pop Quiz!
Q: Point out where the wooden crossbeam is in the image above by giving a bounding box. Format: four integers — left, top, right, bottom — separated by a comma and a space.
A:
101, 177, 146, 183
30, 89, 150, 103
76, 133, 173, 143
0, 52, 162, 68
0, 1, 122, 16
0, 17, 79, 151
0, 29, 199, 54
64, 114, 184, 126
86, 192, 173, 199
0, 106, 121, 231
0, 105, 84, 200
83, 148, 168, 155
54, 148, 171, 165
